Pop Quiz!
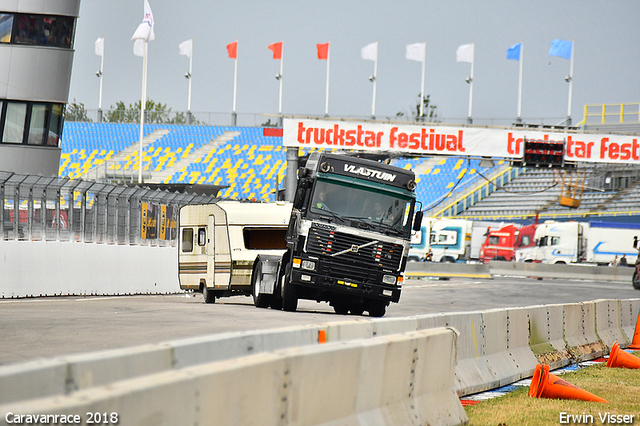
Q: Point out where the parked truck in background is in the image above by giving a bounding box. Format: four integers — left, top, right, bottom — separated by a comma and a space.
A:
178, 201, 291, 303
408, 217, 437, 261
429, 219, 503, 263
530, 221, 640, 265
251, 152, 422, 317
480, 223, 537, 262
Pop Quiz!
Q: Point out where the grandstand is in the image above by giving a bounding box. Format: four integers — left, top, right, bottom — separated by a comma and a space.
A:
59, 122, 502, 207
59, 119, 640, 221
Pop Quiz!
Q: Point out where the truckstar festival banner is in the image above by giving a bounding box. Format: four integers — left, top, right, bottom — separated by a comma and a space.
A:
283, 118, 640, 165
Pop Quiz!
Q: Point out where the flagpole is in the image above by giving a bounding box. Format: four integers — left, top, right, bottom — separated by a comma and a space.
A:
232, 42, 238, 124
278, 41, 284, 126
98, 44, 104, 123
516, 42, 523, 123
187, 39, 193, 125
371, 41, 378, 119
467, 43, 474, 124
324, 41, 330, 117
566, 40, 574, 126
419, 42, 426, 119
138, 40, 148, 184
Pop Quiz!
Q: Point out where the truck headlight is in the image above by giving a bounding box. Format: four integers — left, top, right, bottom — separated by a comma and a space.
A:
382, 274, 397, 285
301, 260, 316, 271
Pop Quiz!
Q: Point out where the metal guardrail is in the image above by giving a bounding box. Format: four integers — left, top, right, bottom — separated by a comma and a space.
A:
583, 103, 640, 125
405, 260, 635, 282
0, 172, 217, 245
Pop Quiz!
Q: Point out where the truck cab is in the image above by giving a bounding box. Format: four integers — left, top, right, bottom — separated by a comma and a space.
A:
252, 152, 421, 317
531, 221, 584, 264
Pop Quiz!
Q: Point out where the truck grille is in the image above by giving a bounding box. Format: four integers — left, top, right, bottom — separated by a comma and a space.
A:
306, 224, 403, 274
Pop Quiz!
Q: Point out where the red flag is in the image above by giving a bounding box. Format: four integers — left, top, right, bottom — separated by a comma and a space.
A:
268, 41, 283, 59
227, 40, 237, 59
317, 42, 329, 60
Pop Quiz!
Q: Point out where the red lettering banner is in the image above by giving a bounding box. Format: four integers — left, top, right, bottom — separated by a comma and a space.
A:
282, 118, 640, 165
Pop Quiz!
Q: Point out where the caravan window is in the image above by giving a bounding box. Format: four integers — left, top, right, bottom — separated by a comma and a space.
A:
243, 228, 287, 250
198, 228, 206, 246
181, 228, 193, 252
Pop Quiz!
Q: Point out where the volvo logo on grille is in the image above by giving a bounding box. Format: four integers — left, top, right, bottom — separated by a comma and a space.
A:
350, 244, 359, 253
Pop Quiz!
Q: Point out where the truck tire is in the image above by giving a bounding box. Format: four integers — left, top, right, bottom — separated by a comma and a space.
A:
349, 303, 365, 315
281, 265, 298, 312
633, 270, 640, 290
252, 262, 272, 308
368, 300, 387, 317
282, 280, 298, 312
202, 285, 216, 304
332, 301, 349, 315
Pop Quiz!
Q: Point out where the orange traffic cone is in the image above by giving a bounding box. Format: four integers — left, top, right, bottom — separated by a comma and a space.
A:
628, 310, 640, 350
606, 341, 640, 369
529, 364, 608, 403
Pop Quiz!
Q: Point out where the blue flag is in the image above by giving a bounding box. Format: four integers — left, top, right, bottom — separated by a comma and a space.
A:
549, 39, 572, 60
507, 43, 521, 60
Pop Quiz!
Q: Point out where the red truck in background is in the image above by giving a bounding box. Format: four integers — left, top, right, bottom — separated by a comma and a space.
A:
479, 223, 537, 263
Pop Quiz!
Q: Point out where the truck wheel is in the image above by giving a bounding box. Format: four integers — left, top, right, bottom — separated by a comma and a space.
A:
282, 279, 298, 312
252, 263, 272, 308
633, 271, 640, 290
332, 301, 349, 315
202, 285, 216, 304
349, 304, 365, 315
440, 256, 456, 263
368, 301, 387, 317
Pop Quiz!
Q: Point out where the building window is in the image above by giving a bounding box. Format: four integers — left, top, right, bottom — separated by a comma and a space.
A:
0, 14, 13, 43
0, 12, 74, 48
2, 102, 27, 144
0, 100, 65, 147
28, 104, 49, 145
48, 104, 63, 146
14, 15, 38, 45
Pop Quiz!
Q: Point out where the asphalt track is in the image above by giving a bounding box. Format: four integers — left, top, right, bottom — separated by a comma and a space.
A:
1, 275, 637, 366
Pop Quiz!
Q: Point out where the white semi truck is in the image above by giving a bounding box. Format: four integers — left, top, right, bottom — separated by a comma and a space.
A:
178, 201, 292, 303
530, 221, 640, 265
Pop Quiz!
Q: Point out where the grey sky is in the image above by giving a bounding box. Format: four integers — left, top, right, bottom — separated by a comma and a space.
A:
68, 1, 640, 126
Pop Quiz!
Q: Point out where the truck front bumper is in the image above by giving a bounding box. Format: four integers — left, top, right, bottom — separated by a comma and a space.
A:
290, 268, 402, 303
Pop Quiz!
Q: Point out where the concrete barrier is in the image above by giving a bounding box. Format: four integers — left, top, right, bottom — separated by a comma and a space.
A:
594, 299, 630, 348
0, 328, 468, 426
619, 299, 640, 343
3, 298, 640, 416
422, 311, 497, 395
528, 304, 571, 369
563, 302, 604, 360
488, 261, 635, 282
0, 241, 178, 298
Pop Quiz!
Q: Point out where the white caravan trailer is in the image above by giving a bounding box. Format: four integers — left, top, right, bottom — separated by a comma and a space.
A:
178, 201, 292, 303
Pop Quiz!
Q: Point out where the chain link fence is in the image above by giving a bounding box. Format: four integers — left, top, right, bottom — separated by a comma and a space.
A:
0, 172, 218, 245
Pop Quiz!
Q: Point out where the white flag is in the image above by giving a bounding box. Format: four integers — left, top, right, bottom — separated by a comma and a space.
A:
179, 39, 192, 58
361, 41, 378, 61
131, 0, 155, 42
456, 43, 474, 63
406, 42, 425, 62
133, 39, 144, 57
95, 37, 104, 57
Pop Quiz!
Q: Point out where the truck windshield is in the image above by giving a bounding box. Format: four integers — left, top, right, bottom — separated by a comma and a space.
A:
309, 180, 414, 234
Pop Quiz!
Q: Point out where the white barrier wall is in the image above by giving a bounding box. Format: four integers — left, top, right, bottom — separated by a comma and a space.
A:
0, 241, 178, 297
2, 298, 640, 423
0, 328, 468, 426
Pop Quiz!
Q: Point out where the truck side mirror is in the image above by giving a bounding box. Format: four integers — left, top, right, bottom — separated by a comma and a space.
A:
413, 211, 423, 232
634, 236, 638, 250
